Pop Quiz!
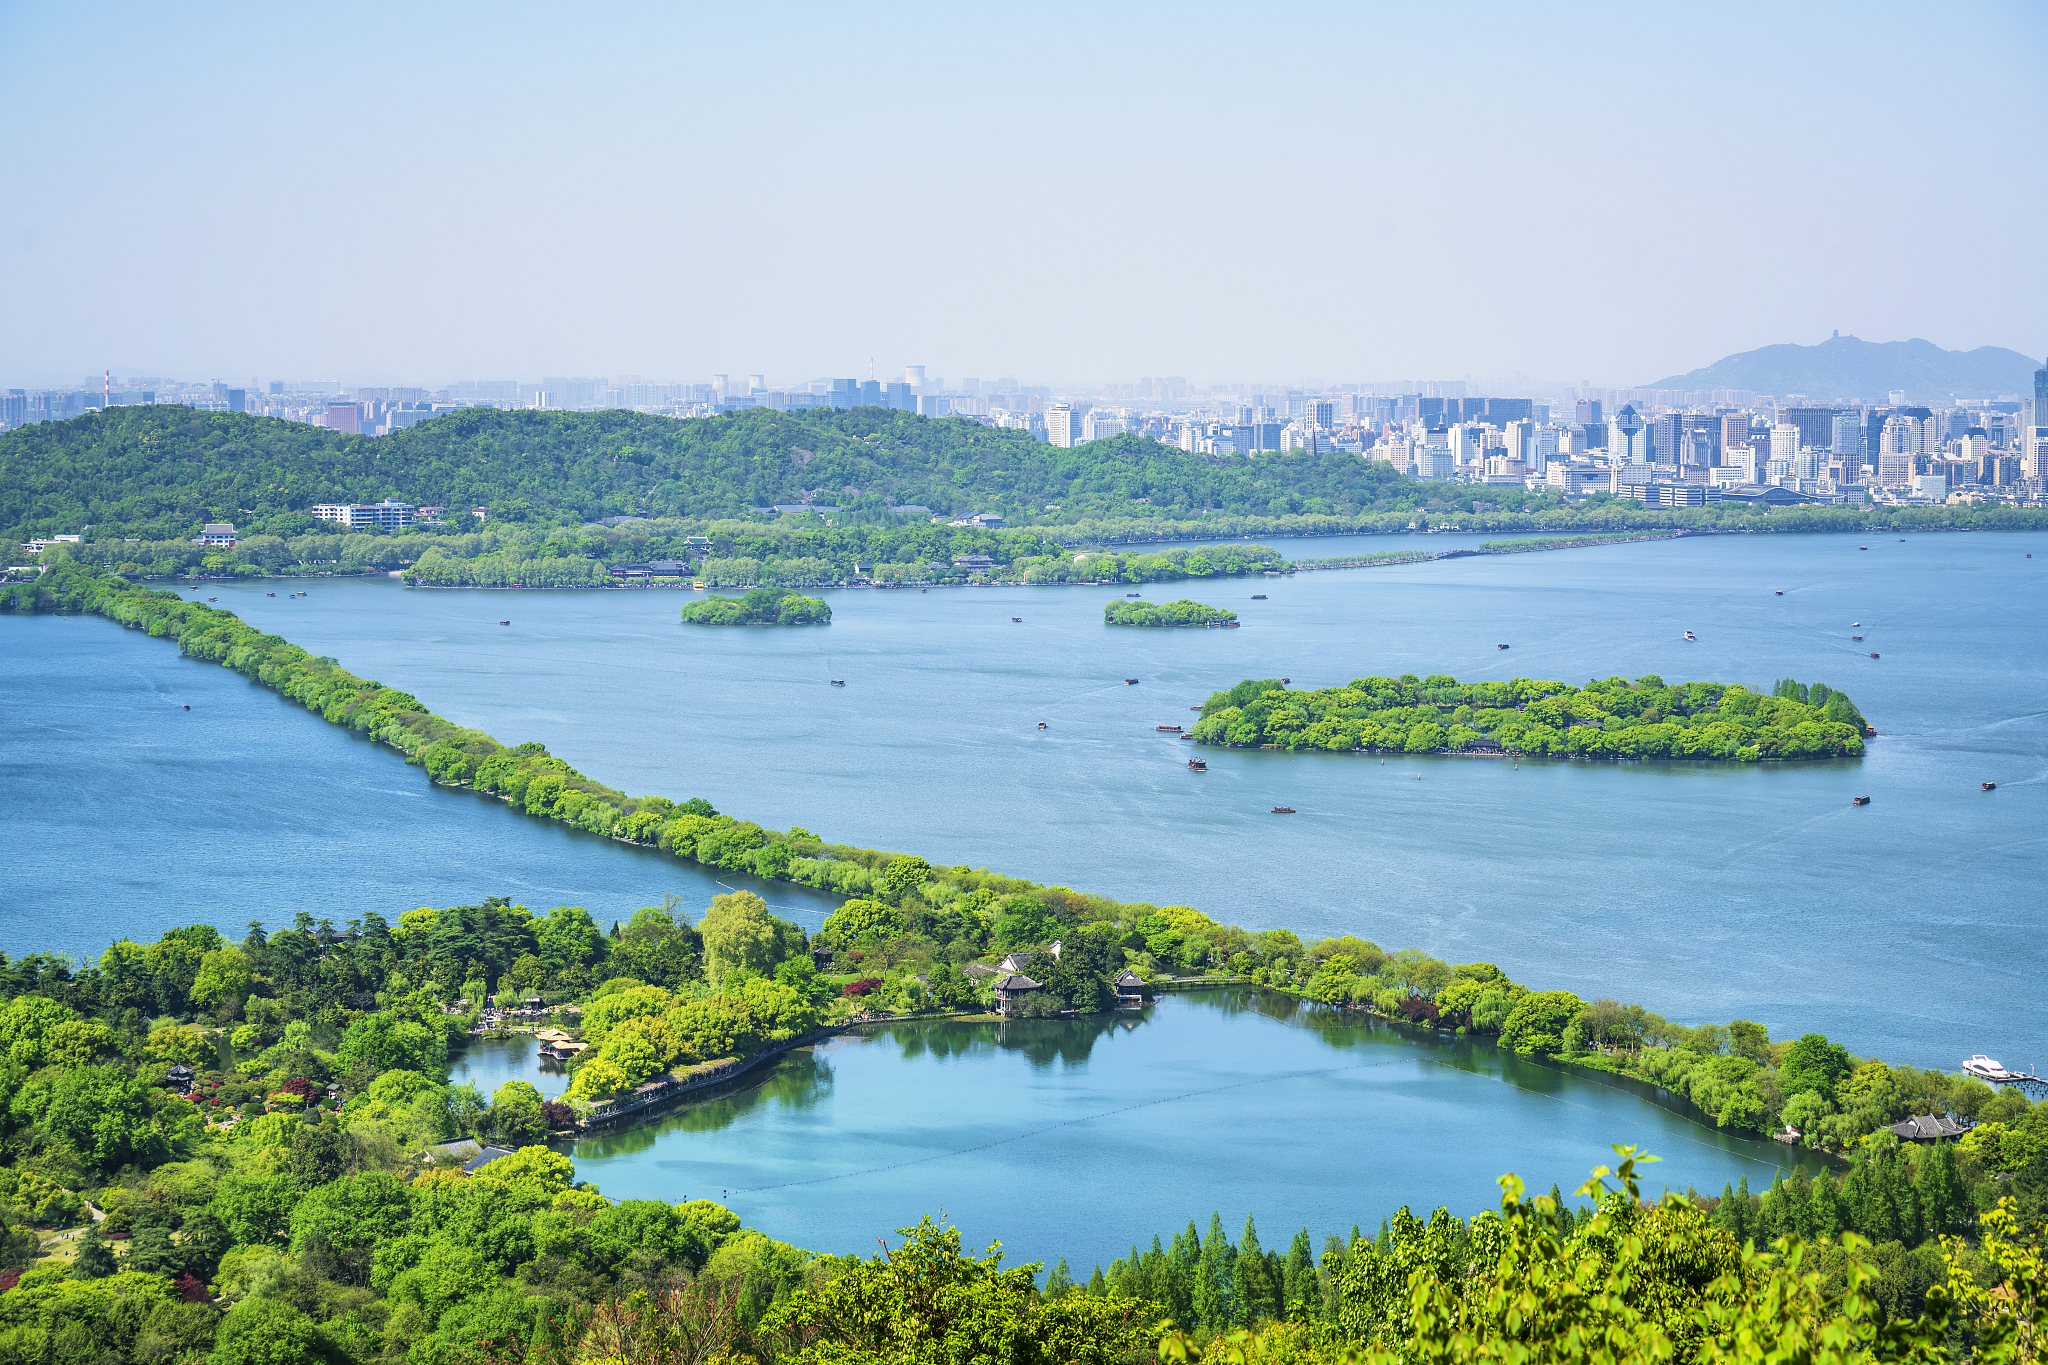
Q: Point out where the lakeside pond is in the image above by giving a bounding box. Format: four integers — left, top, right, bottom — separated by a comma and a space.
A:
453, 988, 1803, 1269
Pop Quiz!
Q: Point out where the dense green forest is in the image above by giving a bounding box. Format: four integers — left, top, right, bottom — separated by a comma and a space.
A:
0, 406, 1542, 542
1104, 599, 1238, 627
3, 562, 2048, 1361
679, 589, 831, 626
1192, 674, 1869, 761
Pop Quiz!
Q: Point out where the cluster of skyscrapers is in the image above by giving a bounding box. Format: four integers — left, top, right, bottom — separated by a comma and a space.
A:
6, 362, 2045, 507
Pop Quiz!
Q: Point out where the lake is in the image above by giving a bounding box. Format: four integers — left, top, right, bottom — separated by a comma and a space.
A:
458, 988, 1802, 1270
3, 530, 2043, 1075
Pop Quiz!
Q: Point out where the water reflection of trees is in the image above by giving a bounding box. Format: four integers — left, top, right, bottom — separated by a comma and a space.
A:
569, 1050, 834, 1159
868, 1013, 1142, 1071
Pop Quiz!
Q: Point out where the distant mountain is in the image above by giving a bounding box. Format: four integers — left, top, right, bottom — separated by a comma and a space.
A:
1643, 334, 2042, 401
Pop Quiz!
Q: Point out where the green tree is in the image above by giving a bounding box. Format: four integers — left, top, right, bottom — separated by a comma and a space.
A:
1500, 990, 1585, 1058
1779, 1031, 1853, 1100
700, 891, 786, 986
73, 1225, 117, 1278
761, 1216, 1158, 1365
190, 947, 254, 1010
210, 1297, 334, 1365
486, 1079, 548, 1146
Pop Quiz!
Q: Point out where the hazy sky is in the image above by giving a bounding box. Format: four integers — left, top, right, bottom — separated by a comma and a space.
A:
4, 1, 2043, 389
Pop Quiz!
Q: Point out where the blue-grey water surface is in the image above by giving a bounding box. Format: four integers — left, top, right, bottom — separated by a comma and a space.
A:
4, 530, 2044, 1077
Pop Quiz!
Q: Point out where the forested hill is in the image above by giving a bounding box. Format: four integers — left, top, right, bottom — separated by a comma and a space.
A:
0, 405, 1461, 542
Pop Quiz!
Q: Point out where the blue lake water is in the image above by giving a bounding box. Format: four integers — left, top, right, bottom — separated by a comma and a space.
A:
463, 989, 1802, 1270
3, 531, 2044, 1074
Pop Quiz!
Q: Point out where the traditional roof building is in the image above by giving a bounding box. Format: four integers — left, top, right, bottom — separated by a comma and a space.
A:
1885, 1114, 1971, 1142
992, 973, 1042, 1016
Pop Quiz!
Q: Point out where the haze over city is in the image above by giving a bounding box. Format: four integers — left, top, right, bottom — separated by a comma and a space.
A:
3, 0, 2043, 388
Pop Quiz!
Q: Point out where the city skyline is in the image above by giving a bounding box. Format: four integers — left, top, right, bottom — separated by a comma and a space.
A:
2, 1, 2042, 386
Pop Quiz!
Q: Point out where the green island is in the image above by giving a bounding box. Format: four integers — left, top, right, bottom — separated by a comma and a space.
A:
1103, 598, 1238, 627
1192, 674, 1868, 761
679, 587, 831, 626
1, 559, 2044, 1361
6, 406, 2045, 595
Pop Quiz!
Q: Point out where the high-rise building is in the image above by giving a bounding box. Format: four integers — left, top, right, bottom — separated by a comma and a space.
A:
1305, 400, 1335, 430
1770, 423, 1802, 482
1781, 406, 1842, 450
226, 389, 246, 413
858, 380, 881, 406
1607, 405, 1647, 462
1878, 416, 1921, 485
1719, 412, 1750, 457
1831, 411, 1865, 467
2025, 356, 2048, 437
905, 365, 926, 389
1575, 398, 1603, 428
884, 382, 913, 410
826, 379, 858, 408
1649, 413, 1686, 464
324, 403, 361, 435
1046, 404, 1077, 448
1486, 398, 1533, 424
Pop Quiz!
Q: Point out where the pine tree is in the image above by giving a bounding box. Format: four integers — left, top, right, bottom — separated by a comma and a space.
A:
1756, 1174, 1792, 1243
1166, 1223, 1200, 1325
1915, 1142, 1970, 1237
1043, 1258, 1074, 1298
1086, 1264, 1106, 1297
74, 1226, 116, 1279
1283, 1227, 1315, 1320
1712, 1181, 1746, 1245
1234, 1215, 1271, 1326
1806, 1170, 1845, 1239
1882, 1144, 1923, 1245
1193, 1212, 1234, 1330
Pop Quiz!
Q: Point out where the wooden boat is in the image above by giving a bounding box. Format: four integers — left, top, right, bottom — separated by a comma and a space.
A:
1251, 594, 1267, 600
1280, 677, 1290, 684
1181, 733, 1194, 740
1859, 545, 1867, 550
1157, 725, 1183, 733
1270, 806, 1296, 814
1188, 759, 1206, 771
1189, 705, 1201, 711
1497, 643, 1510, 649
1774, 590, 1783, 595
182, 705, 189, 710
1011, 617, 1022, 622
1869, 652, 1880, 659
1125, 592, 1141, 598
1983, 782, 1997, 791
830, 680, 845, 686
1852, 635, 1862, 641
1124, 678, 1139, 685
1852, 796, 1870, 806
266, 593, 275, 597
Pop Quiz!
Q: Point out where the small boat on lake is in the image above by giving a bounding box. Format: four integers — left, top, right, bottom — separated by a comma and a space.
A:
1852, 635, 1863, 641
1684, 631, 1695, 641
1852, 796, 1870, 806
266, 593, 275, 597
1870, 652, 1880, 659
1280, 677, 1290, 684
1270, 806, 1296, 814
830, 680, 845, 686
499, 620, 510, 626
1983, 782, 1997, 791
1011, 617, 1021, 622
1497, 643, 1509, 649
1251, 594, 1267, 600
1156, 725, 1183, 732
1774, 589, 1783, 595
1125, 592, 1141, 598
1188, 759, 1206, 771
1124, 678, 1139, 685
1037, 721, 1046, 729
